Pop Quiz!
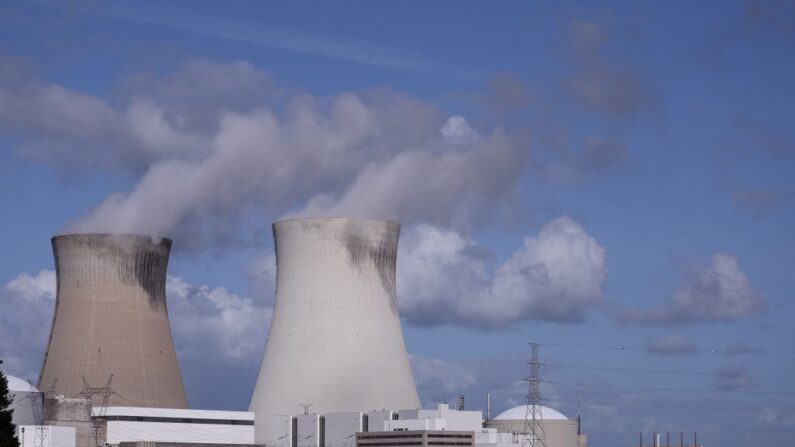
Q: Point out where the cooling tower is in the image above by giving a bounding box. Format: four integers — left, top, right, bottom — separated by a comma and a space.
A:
39, 234, 187, 408
251, 218, 420, 443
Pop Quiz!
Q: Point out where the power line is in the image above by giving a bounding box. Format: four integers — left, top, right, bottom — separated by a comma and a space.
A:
546, 379, 795, 396
536, 341, 795, 355
548, 397, 794, 413
543, 362, 795, 377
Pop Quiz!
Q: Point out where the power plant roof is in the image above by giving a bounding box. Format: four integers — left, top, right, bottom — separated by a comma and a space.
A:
494, 405, 568, 421
5, 374, 38, 393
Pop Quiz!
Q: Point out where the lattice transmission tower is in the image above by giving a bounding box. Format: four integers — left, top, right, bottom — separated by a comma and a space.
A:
78, 374, 114, 447
521, 343, 546, 447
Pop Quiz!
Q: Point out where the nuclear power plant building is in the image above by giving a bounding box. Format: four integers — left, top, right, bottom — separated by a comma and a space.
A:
250, 218, 421, 444
4, 223, 586, 447
39, 234, 187, 409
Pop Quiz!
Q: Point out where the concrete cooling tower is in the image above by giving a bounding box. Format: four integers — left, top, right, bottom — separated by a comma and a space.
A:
39, 234, 187, 408
251, 218, 420, 443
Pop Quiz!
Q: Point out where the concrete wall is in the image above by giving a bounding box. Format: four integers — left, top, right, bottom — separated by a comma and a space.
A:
104, 421, 253, 446
43, 397, 92, 447
364, 411, 394, 433
267, 416, 292, 447
323, 413, 362, 447
435, 404, 483, 432
397, 405, 482, 432
295, 415, 320, 447
98, 407, 254, 446
10, 390, 43, 426
384, 418, 446, 431
251, 218, 420, 443
39, 234, 186, 409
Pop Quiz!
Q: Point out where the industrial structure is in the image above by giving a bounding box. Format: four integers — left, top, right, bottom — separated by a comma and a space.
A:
485, 406, 584, 447
2, 221, 586, 447
7, 373, 76, 447
357, 430, 474, 447
7, 375, 43, 427
94, 406, 254, 445
250, 218, 420, 444
39, 234, 187, 409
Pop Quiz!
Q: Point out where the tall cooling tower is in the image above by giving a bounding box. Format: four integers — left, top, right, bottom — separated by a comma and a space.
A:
39, 234, 187, 408
251, 218, 420, 443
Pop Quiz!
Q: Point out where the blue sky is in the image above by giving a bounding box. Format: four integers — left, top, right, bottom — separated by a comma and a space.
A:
1, 1, 795, 445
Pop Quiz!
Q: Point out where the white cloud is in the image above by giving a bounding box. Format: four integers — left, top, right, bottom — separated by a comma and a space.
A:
440, 116, 478, 145
397, 216, 607, 328
620, 253, 766, 324
5, 270, 56, 302
410, 355, 479, 407
167, 275, 271, 363
112, 5, 479, 82
0, 270, 56, 381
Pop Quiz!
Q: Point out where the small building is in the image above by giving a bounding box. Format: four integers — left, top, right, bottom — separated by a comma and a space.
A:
372, 403, 506, 447
396, 404, 482, 432
484, 405, 585, 447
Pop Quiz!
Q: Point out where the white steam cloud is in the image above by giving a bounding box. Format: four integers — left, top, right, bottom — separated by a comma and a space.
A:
33, 59, 527, 241
2, 58, 610, 329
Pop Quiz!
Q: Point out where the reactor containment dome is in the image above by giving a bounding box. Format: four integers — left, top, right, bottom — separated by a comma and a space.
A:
39, 234, 187, 408
250, 218, 421, 443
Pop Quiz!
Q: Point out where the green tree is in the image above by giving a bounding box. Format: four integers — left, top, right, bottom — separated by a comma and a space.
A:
0, 360, 20, 447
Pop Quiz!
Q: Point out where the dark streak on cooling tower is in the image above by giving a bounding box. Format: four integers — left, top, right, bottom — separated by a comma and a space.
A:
251, 218, 419, 444
342, 219, 400, 315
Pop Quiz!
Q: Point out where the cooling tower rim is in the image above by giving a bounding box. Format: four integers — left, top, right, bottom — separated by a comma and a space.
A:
274, 216, 400, 229
51, 233, 172, 247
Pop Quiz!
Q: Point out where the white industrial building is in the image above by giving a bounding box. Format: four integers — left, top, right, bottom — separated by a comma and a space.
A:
94, 407, 254, 446
393, 404, 483, 432
366, 403, 585, 447
3, 373, 254, 447
7, 375, 43, 426
256, 402, 583, 447
8, 374, 75, 447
